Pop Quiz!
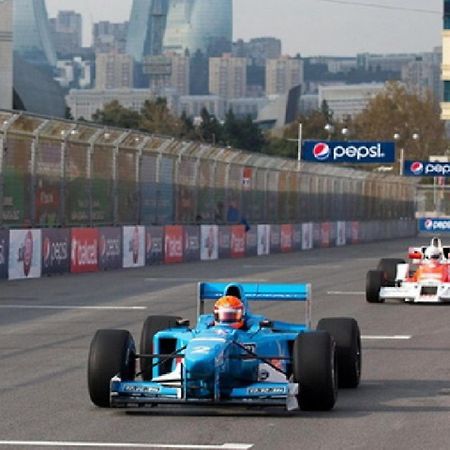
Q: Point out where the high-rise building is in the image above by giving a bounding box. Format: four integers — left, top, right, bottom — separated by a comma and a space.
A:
49, 10, 82, 55
96, 52, 134, 90
93, 21, 129, 54
0, 0, 13, 109
442, 0, 450, 120
126, 0, 169, 62
163, 0, 232, 57
266, 56, 304, 96
143, 53, 190, 95
209, 54, 246, 99
13, 0, 57, 67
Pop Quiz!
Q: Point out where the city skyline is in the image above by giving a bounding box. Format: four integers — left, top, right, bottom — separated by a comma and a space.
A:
45, 0, 442, 56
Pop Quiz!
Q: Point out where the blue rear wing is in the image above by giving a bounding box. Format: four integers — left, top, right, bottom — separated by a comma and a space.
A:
197, 282, 312, 328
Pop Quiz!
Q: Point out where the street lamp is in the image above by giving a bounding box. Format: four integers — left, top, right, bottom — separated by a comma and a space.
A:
341, 127, 349, 140
324, 123, 334, 140
286, 122, 303, 170
394, 132, 419, 176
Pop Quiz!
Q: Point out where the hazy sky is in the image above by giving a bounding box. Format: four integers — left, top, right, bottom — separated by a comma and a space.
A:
46, 0, 442, 56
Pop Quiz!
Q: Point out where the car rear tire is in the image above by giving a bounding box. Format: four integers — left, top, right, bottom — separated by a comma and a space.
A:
366, 270, 384, 303
293, 331, 337, 411
377, 258, 405, 285
140, 315, 181, 380
317, 318, 361, 388
87, 329, 136, 408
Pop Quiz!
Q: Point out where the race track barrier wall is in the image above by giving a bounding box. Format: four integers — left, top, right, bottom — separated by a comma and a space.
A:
0, 219, 417, 281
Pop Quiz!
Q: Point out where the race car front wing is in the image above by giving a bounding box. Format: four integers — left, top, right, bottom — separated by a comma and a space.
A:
380, 282, 450, 303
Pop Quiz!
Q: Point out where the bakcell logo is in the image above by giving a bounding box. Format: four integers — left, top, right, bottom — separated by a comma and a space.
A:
166, 236, 183, 259
313, 143, 330, 161
424, 219, 433, 231
410, 161, 424, 175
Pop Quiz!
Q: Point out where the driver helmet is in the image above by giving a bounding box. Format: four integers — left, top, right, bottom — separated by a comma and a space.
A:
424, 246, 442, 261
214, 295, 245, 329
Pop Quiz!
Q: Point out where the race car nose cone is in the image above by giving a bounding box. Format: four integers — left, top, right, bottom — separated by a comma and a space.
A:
185, 337, 226, 379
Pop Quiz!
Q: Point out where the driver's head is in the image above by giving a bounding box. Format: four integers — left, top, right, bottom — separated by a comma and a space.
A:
424, 246, 442, 261
214, 295, 245, 329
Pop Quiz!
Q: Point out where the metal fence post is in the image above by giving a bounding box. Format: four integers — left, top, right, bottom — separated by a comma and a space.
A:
87, 130, 103, 227
31, 120, 49, 227
60, 125, 77, 227
112, 131, 130, 226
136, 136, 150, 225
0, 114, 20, 227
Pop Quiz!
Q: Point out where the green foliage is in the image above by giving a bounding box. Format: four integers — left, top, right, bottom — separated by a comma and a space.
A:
92, 100, 140, 129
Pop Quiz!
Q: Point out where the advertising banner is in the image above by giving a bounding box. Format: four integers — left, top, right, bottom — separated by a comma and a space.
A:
257, 225, 270, 256
98, 227, 122, 271
404, 161, 450, 177
218, 226, 231, 259
71, 228, 99, 273
313, 223, 321, 248
231, 225, 246, 258
164, 225, 184, 264
200, 225, 218, 261
302, 140, 395, 163
123, 226, 145, 268
329, 222, 337, 248
42, 229, 70, 275
0, 230, 8, 279
418, 218, 450, 233
246, 226, 257, 257
351, 222, 360, 244
302, 223, 313, 250
292, 224, 302, 251
321, 223, 330, 248
336, 221, 346, 247
270, 225, 281, 254
9, 229, 42, 280
145, 226, 164, 265
185, 226, 201, 262
280, 224, 293, 253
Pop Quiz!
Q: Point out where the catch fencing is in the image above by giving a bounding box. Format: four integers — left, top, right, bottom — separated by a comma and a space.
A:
0, 110, 417, 228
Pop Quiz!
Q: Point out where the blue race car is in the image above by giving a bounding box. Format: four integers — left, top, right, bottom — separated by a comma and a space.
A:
88, 282, 361, 411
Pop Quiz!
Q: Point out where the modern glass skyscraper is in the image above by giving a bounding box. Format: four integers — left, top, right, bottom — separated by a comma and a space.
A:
163, 0, 232, 56
13, 0, 57, 67
126, 0, 169, 62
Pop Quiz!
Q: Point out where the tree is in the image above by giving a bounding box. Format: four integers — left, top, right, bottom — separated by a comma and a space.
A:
92, 100, 140, 129
139, 98, 183, 136
351, 81, 447, 160
197, 107, 222, 144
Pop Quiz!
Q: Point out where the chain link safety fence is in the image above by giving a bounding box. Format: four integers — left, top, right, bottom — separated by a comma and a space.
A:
0, 110, 417, 229
416, 185, 450, 218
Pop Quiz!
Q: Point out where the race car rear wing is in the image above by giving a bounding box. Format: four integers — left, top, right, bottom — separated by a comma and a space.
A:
198, 282, 311, 328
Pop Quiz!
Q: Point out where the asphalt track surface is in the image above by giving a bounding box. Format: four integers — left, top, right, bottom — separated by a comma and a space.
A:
1, 237, 450, 450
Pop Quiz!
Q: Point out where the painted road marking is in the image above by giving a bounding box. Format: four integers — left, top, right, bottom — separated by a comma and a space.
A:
0, 442, 253, 449
327, 291, 365, 295
362, 335, 412, 340
0, 305, 147, 311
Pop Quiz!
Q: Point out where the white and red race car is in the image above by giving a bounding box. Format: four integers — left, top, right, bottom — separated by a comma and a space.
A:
366, 237, 450, 304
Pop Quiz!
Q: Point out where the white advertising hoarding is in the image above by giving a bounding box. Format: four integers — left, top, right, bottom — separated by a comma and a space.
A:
257, 225, 270, 256
123, 226, 145, 268
9, 229, 42, 280
302, 223, 313, 250
336, 221, 346, 246
200, 225, 219, 261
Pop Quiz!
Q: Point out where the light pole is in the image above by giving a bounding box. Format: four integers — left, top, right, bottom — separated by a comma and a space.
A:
286, 122, 303, 170
394, 132, 419, 176
324, 123, 334, 140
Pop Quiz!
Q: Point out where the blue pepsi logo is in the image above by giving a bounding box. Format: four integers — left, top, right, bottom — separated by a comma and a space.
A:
313, 143, 330, 161
424, 219, 433, 231
410, 161, 424, 175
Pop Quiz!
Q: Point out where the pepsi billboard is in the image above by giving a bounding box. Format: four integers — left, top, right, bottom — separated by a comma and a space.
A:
302, 141, 395, 163
419, 218, 450, 233
0, 230, 8, 279
99, 227, 122, 271
42, 229, 71, 275
404, 161, 450, 177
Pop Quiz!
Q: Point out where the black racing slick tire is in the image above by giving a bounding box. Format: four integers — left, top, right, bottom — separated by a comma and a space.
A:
366, 270, 384, 303
317, 318, 361, 388
377, 258, 405, 285
293, 331, 337, 411
139, 315, 181, 381
87, 329, 136, 408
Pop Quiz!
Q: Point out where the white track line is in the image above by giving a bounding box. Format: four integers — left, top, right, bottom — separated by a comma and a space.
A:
0, 442, 253, 449
0, 305, 146, 310
327, 291, 364, 295
362, 335, 412, 340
